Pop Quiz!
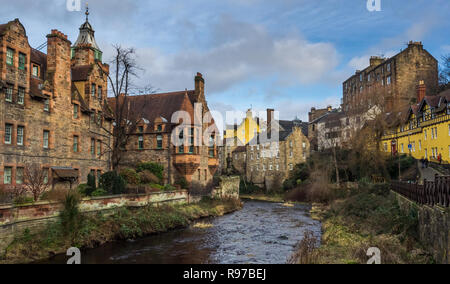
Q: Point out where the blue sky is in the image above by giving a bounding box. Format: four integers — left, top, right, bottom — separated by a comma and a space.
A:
1, 0, 449, 125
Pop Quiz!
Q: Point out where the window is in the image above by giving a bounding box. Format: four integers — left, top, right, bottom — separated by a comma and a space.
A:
91, 138, 95, 154
138, 135, 144, 150
424, 130, 427, 140
290, 151, 293, 158
97, 170, 102, 183
4, 124, 12, 144
387, 76, 391, 85
18, 53, 26, 70
18, 88, 25, 105
138, 126, 144, 133
401, 144, 404, 153
302, 142, 306, 149
157, 135, 163, 149
16, 167, 24, 184
178, 130, 184, 153
6, 48, 14, 66
387, 63, 391, 72
359, 74, 363, 81
276, 164, 279, 171
3, 167, 12, 184
32, 65, 39, 77
73, 104, 79, 119
157, 125, 162, 132
384, 143, 388, 152
17, 126, 24, 146
43, 168, 49, 184
419, 140, 422, 150
289, 164, 294, 171
97, 140, 101, 156
434, 127, 438, 139
269, 164, 273, 171
209, 135, 215, 157
6, 85, 13, 102
43, 131, 49, 149
98, 86, 102, 100
91, 84, 96, 97
73, 136, 79, 152
44, 99, 50, 112
97, 112, 102, 125
368, 74, 371, 82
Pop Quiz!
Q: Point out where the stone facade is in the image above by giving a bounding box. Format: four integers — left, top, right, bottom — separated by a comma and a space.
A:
109, 73, 220, 187
342, 42, 438, 114
245, 119, 310, 190
0, 18, 112, 190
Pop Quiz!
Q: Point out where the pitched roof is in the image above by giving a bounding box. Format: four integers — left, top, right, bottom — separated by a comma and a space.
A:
71, 65, 93, 82
232, 146, 246, 153
108, 90, 196, 127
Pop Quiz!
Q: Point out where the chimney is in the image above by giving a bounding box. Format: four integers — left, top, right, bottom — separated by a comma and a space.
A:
417, 80, 426, 102
46, 29, 71, 98
327, 105, 332, 112
267, 108, 274, 135
370, 56, 384, 67
195, 72, 205, 102
246, 109, 252, 119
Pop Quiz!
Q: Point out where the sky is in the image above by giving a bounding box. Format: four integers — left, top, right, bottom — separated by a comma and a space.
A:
1, 0, 449, 129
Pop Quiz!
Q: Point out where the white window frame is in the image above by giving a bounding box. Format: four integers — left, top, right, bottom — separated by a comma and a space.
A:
4, 124, 12, 144
17, 126, 24, 146
4, 167, 12, 184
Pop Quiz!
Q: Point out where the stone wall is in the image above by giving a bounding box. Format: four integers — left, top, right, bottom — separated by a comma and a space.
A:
394, 192, 449, 264
0, 190, 188, 251
212, 176, 240, 199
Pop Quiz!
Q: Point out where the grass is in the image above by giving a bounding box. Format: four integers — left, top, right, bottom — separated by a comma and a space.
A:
291, 187, 434, 264
240, 193, 285, 203
0, 198, 242, 264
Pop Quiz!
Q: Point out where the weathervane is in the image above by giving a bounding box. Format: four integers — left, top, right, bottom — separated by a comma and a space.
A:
85, 2, 89, 21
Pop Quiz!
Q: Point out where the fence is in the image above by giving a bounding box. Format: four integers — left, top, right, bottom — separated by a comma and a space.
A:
391, 174, 450, 207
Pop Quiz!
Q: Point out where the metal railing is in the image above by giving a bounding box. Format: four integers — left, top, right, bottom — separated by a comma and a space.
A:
391, 174, 450, 207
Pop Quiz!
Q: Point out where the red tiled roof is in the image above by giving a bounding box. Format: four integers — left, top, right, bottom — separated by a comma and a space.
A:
71, 65, 93, 82
108, 90, 196, 127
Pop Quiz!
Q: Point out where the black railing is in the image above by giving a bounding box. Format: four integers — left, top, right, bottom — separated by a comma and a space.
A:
391, 174, 450, 207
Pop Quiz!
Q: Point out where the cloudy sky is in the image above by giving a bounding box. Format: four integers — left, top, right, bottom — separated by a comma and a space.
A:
1, 0, 449, 126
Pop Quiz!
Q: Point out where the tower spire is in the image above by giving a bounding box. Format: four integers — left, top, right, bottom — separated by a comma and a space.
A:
85, 2, 89, 22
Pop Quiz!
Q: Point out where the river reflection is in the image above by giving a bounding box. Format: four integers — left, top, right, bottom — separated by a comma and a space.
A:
43, 201, 321, 264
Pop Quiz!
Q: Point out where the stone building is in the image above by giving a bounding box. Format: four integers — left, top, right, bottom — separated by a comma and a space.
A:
342, 42, 438, 114
0, 15, 112, 189
221, 108, 264, 173
245, 119, 310, 190
109, 73, 220, 187
308, 105, 335, 151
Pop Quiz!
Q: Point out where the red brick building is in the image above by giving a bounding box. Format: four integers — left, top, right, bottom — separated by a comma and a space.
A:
0, 15, 112, 189
109, 73, 220, 187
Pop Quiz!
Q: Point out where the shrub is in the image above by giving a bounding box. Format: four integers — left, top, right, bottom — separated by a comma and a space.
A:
239, 179, 262, 194
119, 168, 141, 185
13, 196, 34, 205
175, 177, 188, 189
87, 173, 96, 190
136, 162, 164, 180
386, 155, 416, 179
60, 190, 82, 238
91, 188, 108, 197
100, 171, 127, 195
164, 184, 176, 191
149, 183, 164, 190
139, 170, 160, 184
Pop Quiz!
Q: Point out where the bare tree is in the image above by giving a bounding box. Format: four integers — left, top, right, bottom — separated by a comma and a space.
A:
23, 164, 49, 201
97, 45, 155, 171
439, 54, 450, 92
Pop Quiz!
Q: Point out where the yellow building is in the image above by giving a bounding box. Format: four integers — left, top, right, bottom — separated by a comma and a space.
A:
381, 89, 450, 163
224, 109, 264, 146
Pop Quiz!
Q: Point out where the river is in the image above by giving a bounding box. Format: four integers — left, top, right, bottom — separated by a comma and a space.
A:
43, 200, 321, 264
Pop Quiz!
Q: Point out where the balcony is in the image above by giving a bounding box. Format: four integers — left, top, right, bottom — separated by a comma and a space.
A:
173, 154, 201, 176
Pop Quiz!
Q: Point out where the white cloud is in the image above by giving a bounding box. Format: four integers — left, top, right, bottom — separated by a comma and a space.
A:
106, 16, 341, 95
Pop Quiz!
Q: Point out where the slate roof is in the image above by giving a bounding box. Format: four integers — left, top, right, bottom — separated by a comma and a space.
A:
248, 119, 308, 144
108, 90, 196, 128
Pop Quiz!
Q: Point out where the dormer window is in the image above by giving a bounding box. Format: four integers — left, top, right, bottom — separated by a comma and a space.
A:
447, 103, 450, 114
157, 124, 162, 132
32, 65, 39, 77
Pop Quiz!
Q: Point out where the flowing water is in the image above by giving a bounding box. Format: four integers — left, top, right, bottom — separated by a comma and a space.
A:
44, 200, 321, 264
